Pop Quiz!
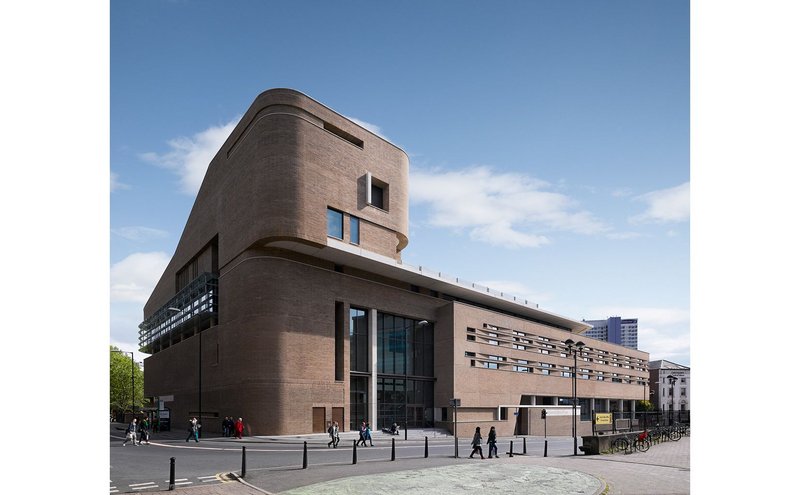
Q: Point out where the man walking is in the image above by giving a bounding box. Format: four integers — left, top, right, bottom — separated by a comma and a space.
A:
122, 418, 138, 446
186, 417, 200, 442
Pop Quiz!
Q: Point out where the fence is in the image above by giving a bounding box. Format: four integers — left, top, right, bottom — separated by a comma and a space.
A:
599, 410, 690, 433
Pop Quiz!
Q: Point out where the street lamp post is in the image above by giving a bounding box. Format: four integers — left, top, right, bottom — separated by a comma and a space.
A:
564, 338, 584, 456
667, 374, 677, 426
112, 350, 135, 414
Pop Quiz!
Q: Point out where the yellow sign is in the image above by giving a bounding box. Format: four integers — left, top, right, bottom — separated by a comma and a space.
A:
595, 413, 612, 425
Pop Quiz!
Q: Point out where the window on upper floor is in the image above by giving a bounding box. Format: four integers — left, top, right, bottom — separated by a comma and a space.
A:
349, 216, 360, 245
367, 173, 388, 210
327, 208, 343, 239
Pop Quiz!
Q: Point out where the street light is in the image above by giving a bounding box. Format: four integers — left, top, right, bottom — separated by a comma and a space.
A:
564, 338, 584, 456
111, 350, 135, 414
667, 374, 677, 426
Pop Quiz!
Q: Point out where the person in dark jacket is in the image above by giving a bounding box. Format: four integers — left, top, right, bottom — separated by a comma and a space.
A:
138, 417, 151, 445
487, 426, 497, 458
469, 426, 485, 459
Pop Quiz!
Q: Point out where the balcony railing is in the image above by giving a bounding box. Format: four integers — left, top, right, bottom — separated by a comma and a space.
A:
138, 272, 218, 353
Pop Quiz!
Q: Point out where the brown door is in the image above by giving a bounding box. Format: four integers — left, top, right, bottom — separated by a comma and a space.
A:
333, 407, 345, 431
312, 407, 326, 433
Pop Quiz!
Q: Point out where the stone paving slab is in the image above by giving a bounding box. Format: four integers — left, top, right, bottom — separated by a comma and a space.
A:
278, 463, 603, 495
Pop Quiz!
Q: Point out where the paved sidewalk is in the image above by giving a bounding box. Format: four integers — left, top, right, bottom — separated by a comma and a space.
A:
157, 436, 689, 494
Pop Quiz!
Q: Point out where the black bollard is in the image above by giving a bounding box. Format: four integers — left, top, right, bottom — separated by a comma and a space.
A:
509, 440, 514, 457
169, 457, 176, 491
391, 438, 396, 461
303, 441, 308, 469
241, 446, 246, 478
523, 437, 527, 454
544, 439, 548, 457
424, 436, 429, 458
352, 439, 357, 465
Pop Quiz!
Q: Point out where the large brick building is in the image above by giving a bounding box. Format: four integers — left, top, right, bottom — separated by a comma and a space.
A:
140, 88, 649, 437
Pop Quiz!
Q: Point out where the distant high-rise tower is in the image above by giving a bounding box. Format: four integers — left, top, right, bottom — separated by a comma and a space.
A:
582, 316, 638, 349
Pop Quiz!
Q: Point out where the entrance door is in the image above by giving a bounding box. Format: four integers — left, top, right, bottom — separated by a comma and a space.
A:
332, 407, 345, 431
312, 407, 326, 433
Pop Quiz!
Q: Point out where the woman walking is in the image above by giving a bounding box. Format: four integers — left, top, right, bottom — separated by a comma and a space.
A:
487, 426, 497, 458
469, 426, 485, 459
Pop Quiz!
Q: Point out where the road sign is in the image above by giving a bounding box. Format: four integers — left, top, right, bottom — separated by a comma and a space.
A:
449, 398, 461, 407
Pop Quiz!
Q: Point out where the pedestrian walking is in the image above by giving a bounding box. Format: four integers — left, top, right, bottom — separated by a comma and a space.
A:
333, 421, 340, 447
186, 417, 200, 442
357, 421, 367, 447
327, 421, 335, 448
222, 417, 229, 437
234, 417, 244, 439
469, 426, 485, 459
487, 426, 497, 458
122, 418, 138, 446
138, 417, 151, 445
365, 422, 374, 446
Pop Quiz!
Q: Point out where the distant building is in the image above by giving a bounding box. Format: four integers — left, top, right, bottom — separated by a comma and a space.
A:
648, 360, 690, 420
581, 317, 638, 349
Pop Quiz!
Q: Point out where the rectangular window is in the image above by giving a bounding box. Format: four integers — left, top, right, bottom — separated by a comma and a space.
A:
467, 335, 476, 341
350, 216, 360, 245
350, 307, 368, 372
500, 407, 508, 420
371, 183, 385, 209
327, 208, 343, 239
323, 121, 364, 148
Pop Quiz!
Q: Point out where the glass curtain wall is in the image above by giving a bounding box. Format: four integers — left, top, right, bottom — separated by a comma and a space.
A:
376, 313, 434, 429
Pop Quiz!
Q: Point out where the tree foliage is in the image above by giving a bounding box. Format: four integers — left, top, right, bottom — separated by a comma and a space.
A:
636, 399, 655, 412
110, 345, 144, 414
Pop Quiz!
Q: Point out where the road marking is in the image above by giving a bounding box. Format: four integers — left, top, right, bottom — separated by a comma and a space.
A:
130, 481, 158, 491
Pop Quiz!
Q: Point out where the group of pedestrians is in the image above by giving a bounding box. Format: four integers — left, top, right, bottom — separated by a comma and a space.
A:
327, 421, 341, 448
356, 421, 373, 446
122, 417, 152, 446
222, 416, 245, 439
469, 426, 498, 459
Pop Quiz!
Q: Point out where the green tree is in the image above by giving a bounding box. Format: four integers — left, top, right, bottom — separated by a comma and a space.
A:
110, 345, 144, 416
636, 399, 655, 412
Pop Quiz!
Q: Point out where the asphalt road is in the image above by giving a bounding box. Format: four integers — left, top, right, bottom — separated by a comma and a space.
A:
110, 423, 579, 493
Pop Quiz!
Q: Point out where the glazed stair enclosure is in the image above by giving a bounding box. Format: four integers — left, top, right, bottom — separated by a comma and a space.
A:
139, 272, 219, 354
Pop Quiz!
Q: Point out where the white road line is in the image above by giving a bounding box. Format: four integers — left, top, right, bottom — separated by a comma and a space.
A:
129, 482, 158, 487
131, 483, 158, 491
198, 475, 217, 479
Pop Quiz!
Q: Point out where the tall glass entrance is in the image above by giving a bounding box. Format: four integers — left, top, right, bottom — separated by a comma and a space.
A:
376, 314, 434, 429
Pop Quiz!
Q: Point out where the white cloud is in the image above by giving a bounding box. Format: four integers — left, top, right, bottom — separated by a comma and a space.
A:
410, 166, 609, 248
112, 226, 170, 242
110, 251, 170, 303
111, 171, 130, 192
141, 118, 240, 195
629, 182, 690, 224
346, 116, 389, 141
476, 279, 553, 306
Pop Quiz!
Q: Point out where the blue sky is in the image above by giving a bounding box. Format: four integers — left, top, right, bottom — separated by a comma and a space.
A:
110, 0, 690, 365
